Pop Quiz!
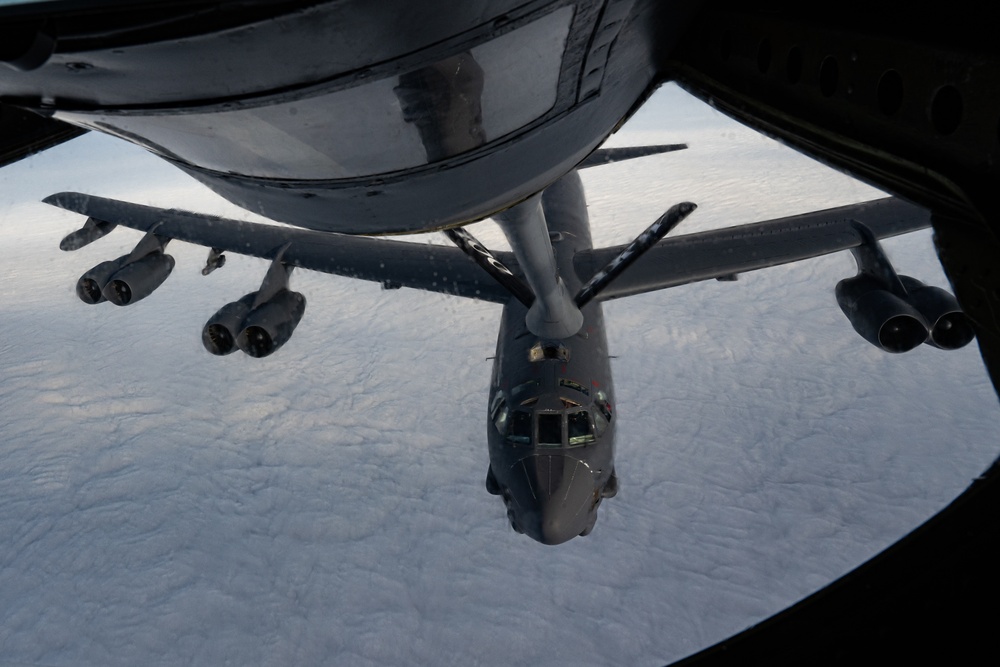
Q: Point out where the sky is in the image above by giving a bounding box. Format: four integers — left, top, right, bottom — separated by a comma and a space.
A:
1, 83, 998, 666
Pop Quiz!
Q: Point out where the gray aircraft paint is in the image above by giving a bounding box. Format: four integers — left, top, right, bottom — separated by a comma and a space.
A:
486, 173, 618, 544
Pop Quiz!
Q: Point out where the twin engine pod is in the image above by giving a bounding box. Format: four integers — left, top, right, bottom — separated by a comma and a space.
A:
66, 219, 303, 358
836, 274, 975, 353
76, 252, 176, 306
202, 290, 306, 358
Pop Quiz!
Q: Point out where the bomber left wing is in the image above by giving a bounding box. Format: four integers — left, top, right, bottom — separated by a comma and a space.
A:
577, 197, 932, 301
571, 196, 971, 354
45, 191, 512, 304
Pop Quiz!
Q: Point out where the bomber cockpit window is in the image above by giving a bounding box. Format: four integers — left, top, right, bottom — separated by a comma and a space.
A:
507, 410, 532, 445
595, 390, 613, 423
567, 409, 595, 445
491, 394, 508, 434
593, 407, 609, 436
490, 392, 504, 417
559, 378, 589, 396
512, 379, 540, 403
537, 412, 562, 446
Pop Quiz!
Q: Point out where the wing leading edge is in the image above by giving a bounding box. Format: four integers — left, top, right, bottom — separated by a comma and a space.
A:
46, 193, 931, 309
576, 197, 932, 302
44, 192, 513, 304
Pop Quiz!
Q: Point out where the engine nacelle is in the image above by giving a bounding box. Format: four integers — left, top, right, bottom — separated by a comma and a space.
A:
836, 275, 928, 353
102, 252, 175, 306
236, 290, 306, 358
898, 276, 975, 350
202, 293, 256, 355
76, 256, 128, 304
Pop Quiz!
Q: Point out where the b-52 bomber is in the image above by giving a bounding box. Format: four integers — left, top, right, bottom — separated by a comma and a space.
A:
46, 159, 972, 544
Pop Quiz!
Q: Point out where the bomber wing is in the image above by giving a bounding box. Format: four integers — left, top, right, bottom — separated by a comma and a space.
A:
44, 192, 513, 304
577, 197, 932, 302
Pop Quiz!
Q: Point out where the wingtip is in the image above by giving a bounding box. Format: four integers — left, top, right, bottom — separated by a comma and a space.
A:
578, 143, 689, 169
42, 191, 78, 208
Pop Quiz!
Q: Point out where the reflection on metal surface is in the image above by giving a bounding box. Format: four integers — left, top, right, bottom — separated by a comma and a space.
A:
395, 52, 486, 162
57, 7, 574, 179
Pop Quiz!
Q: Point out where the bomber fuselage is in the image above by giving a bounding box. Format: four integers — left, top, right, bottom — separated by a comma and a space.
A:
485, 173, 618, 544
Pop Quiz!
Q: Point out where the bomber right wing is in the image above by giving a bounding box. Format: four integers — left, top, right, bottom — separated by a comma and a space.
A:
45, 191, 513, 304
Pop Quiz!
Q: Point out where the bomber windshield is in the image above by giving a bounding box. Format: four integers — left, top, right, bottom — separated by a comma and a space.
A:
507, 410, 532, 445
537, 412, 562, 446
57, 7, 574, 180
567, 409, 595, 445
504, 407, 599, 447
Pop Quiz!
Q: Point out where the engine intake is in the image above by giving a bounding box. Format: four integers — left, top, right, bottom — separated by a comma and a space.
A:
102, 252, 175, 306
74, 228, 174, 306
202, 290, 305, 358
202, 293, 256, 355
840, 223, 973, 353
76, 256, 128, 304
836, 275, 928, 353
236, 290, 306, 358
898, 276, 975, 350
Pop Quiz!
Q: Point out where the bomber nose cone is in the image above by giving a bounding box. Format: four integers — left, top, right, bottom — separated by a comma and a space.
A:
508, 453, 597, 545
